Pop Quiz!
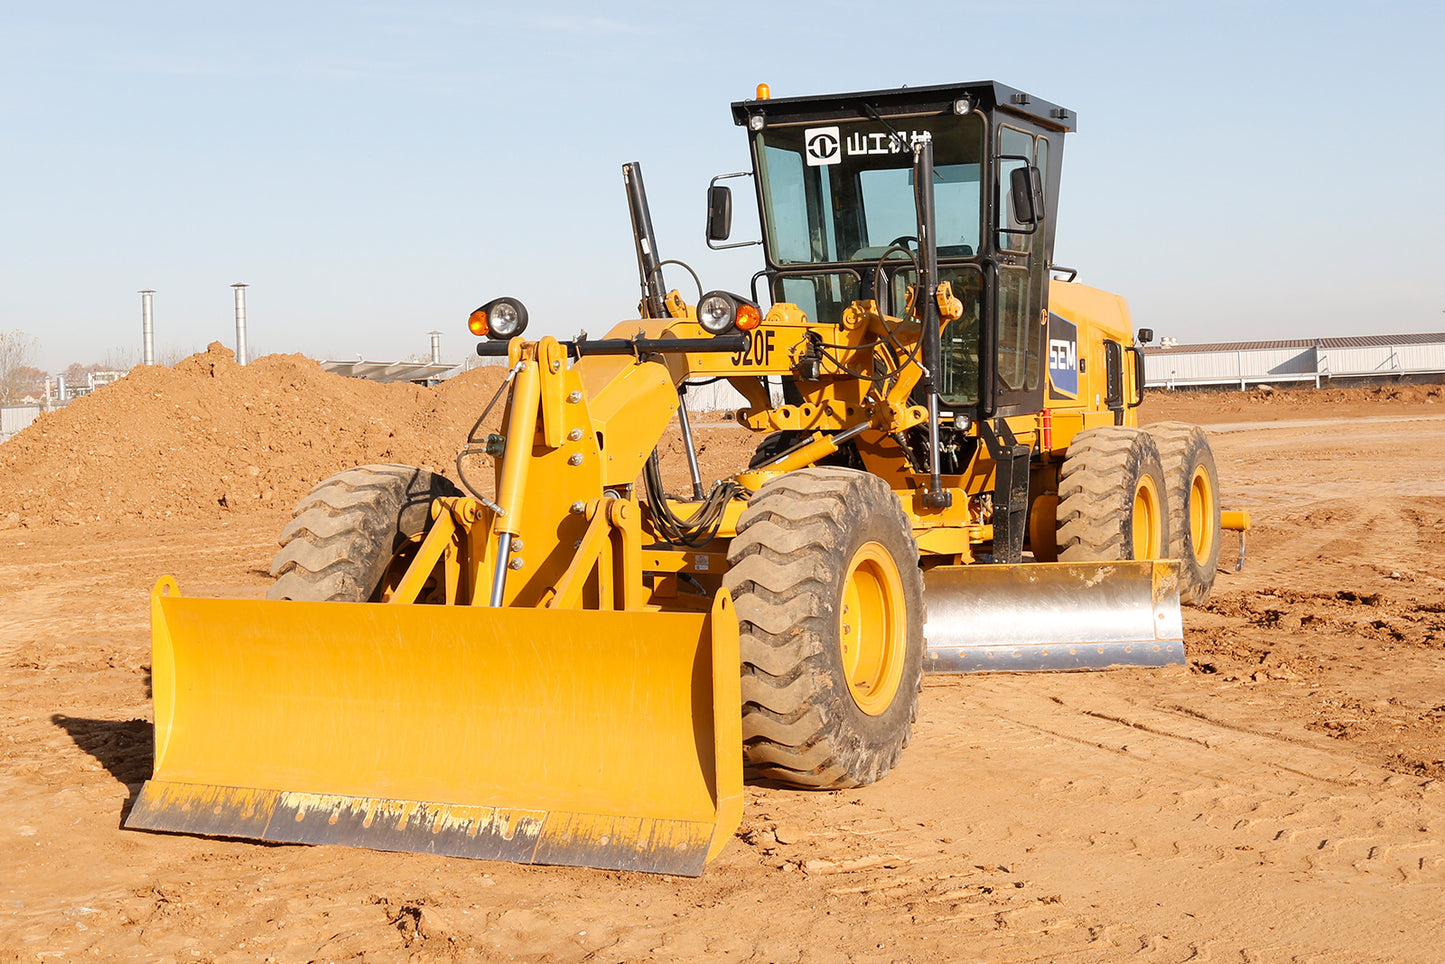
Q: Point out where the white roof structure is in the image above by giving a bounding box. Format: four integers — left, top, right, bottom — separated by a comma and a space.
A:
1143, 332, 1445, 390
320, 359, 462, 384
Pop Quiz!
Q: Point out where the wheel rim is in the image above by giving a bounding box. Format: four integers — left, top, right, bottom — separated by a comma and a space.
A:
1188, 464, 1216, 564
839, 541, 907, 716
1131, 474, 1164, 559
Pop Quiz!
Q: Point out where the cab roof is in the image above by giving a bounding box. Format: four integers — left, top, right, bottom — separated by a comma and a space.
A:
730, 81, 1075, 134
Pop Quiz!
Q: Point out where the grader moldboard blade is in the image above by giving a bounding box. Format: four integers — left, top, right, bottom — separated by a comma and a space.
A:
922, 560, 1185, 672
125, 577, 743, 876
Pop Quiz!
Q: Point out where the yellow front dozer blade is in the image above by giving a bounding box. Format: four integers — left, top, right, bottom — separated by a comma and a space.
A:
125, 578, 743, 876
922, 560, 1185, 672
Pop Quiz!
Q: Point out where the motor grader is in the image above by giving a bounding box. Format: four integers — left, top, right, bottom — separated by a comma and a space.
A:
127, 82, 1245, 876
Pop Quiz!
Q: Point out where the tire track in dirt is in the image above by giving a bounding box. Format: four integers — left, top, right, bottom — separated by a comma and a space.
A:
1258, 497, 1440, 592
816, 674, 1445, 961
949, 680, 1440, 881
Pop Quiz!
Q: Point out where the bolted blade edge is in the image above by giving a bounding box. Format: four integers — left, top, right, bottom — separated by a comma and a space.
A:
125, 780, 715, 876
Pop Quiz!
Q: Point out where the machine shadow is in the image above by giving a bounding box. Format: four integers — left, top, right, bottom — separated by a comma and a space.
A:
50, 714, 152, 821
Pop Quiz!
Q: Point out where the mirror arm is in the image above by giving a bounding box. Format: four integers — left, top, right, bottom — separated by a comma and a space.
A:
705, 172, 763, 251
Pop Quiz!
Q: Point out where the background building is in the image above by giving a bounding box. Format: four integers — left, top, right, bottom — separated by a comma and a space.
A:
1143, 333, 1445, 390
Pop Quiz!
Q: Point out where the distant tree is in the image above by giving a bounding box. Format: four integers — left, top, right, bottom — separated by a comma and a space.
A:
158, 345, 199, 366
99, 346, 139, 371
60, 343, 200, 384
0, 330, 40, 403
61, 361, 111, 386
7, 365, 48, 400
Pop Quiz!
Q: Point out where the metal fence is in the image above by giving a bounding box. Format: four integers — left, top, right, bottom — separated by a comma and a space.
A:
1, 404, 41, 443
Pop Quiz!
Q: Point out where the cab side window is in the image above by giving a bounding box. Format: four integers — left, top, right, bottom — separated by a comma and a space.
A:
994, 126, 1046, 394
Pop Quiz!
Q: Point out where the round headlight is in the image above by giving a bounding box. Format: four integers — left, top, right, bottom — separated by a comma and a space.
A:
470, 297, 529, 340
747, 113, 766, 132
489, 301, 523, 337
697, 292, 736, 334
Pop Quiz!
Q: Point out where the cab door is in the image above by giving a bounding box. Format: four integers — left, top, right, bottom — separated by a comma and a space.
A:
991, 123, 1050, 418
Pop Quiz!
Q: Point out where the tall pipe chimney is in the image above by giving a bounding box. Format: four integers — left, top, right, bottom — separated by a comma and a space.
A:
232, 283, 249, 365
429, 330, 442, 364
140, 289, 156, 366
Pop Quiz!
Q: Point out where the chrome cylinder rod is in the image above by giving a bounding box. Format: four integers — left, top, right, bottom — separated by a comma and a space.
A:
676, 388, 706, 501
489, 532, 513, 607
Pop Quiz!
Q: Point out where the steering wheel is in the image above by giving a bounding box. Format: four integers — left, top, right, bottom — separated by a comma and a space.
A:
887, 235, 918, 249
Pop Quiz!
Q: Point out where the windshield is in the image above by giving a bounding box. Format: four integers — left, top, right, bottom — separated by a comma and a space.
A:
755, 113, 985, 266
754, 113, 987, 409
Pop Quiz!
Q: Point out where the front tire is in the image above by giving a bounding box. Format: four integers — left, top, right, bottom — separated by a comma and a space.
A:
268, 464, 461, 602
724, 467, 924, 789
1056, 428, 1169, 562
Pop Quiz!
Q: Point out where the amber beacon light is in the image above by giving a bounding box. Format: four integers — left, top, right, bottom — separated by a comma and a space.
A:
755, 83, 770, 100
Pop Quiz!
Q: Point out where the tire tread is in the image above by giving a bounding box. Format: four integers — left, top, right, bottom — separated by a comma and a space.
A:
267, 464, 460, 602
724, 467, 924, 789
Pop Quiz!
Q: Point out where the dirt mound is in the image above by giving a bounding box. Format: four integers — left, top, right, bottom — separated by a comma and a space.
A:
1142, 382, 1445, 425
1149, 383, 1444, 408
0, 343, 510, 528
1236, 383, 1445, 405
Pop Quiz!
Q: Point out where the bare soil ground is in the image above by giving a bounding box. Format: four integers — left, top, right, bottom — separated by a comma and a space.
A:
2, 364, 1443, 963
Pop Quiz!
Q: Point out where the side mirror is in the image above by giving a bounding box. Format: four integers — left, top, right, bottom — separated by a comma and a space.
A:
1009, 166, 1044, 225
706, 185, 733, 242
1136, 328, 1155, 345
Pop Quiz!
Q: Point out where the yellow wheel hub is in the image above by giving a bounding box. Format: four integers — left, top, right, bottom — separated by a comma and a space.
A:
1188, 464, 1216, 564
838, 542, 907, 716
1131, 474, 1164, 560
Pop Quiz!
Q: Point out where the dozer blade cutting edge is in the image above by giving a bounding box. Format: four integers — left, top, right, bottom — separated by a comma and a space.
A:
125, 577, 743, 876
922, 560, 1185, 672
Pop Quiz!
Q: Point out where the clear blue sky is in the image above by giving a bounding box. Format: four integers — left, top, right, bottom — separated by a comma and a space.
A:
3, 1, 1442, 373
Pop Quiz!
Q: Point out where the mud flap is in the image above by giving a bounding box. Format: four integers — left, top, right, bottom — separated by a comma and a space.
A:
126, 577, 743, 876
922, 560, 1184, 672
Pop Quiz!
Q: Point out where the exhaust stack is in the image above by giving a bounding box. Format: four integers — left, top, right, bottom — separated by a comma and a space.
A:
140, 289, 155, 366
232, 283, 248, 365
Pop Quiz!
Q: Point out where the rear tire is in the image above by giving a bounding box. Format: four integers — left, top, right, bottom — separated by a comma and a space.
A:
724, 467, 924, 789
1149, 422, 1221, 605
268, 464, 461, 602
1056, 428, 1169, 562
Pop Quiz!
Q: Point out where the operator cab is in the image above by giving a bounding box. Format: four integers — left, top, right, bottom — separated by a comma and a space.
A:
714, 82, 1073, 421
